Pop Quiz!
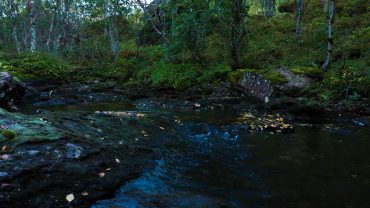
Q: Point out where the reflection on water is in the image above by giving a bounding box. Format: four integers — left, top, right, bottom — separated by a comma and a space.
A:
23, 101, 370, 207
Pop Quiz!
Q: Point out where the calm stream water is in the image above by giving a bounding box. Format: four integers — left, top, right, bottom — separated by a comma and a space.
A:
24, 101, 370, 208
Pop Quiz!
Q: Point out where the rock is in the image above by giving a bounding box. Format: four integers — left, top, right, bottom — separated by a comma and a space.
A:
0, 172, 9, 177
274, 67, 312, 97
65, 143, 83, 159
238, 73, 274, 103
351, 119, 368, 127
28, 150, 40, 156
0, 72, 30, 110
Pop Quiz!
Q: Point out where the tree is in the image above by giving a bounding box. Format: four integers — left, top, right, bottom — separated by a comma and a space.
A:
295, 0, 303, 41
229, 0, 247, 69
8, 0, 21, 53
104, 0, 120, 58
263, 0, 276, 17
27, 0, 38, 53
323, 0, 328, 12
322, 0, 335, 71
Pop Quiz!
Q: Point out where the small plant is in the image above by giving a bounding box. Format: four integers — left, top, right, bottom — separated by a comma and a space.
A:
1, 129, 17, 140
349, 92, 361, 101
319, 91, 333, 105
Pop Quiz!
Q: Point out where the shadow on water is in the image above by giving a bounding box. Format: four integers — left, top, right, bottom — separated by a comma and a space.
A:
23, 101, 370, 208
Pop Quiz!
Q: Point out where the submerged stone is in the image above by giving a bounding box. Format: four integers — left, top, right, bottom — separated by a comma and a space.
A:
0, 172, 9, 177
65, 143, 83, 159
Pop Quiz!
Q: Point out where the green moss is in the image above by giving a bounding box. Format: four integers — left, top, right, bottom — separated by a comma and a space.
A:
291, 67, 323, 79
264, 71, 289, 85
227, 69, 266, 84
1, 129, 17, 140
228, 69, 288, 85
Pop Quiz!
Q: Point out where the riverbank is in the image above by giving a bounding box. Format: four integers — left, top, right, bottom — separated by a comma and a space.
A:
0, 82, 369, 208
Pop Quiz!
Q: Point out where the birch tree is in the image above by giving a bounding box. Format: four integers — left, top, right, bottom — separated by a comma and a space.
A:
295, 0, 303, 41
27, 0, 37, 53
135, 0, 168, 44
323, 0, 328, 12
104, 0, 120, 58
322, 0, 335, 71
263, 0, 276, 17
8, 0, 22, 53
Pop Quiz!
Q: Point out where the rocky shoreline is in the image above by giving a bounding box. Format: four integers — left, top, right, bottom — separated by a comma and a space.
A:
0, 72, 369, 207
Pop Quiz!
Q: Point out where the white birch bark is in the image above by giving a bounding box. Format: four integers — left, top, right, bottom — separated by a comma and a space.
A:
104, 0, 120, 57
28, 0, 37, 53
263, 0, 275, 17
322, 0, 335, 71
295, 0, 304, 41
8, 0, 21, 53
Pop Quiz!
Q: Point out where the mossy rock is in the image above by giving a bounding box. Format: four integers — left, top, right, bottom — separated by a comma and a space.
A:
1, 129, 17, 140
228, 69, 288, 85
264, 71, 289, 85
291, 67, 323, 80
227, 69, 267, 84
0, 109, 63, 147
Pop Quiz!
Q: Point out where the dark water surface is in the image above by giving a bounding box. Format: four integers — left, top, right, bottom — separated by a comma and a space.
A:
24, 101, 370, 208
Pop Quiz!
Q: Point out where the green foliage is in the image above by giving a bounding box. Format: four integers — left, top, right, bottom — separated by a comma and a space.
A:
1, 53, 71, 80
137, 62, 201, 89
1, 129, 17, 140
198, 64, 232, 83
323, 66, 370, 99
319, 90, 333, 105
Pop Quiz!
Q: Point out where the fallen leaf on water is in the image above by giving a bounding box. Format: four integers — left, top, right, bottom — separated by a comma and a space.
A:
99, 172, 105, 178
81, 191, 89, 196
66, 193, 74, 203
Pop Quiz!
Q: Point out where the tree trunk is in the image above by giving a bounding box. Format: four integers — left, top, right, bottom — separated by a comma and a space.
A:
136, 0, 168, 44
295, 0, 304, 41
323, 0, 328, 12
263, 0, 275, 17
27, 0, 37, 53
230, 0, 247, 69
322, 0, 335, 71
104, 0, 120, 58
45, 14, 55, 51
8, 0, 21, 54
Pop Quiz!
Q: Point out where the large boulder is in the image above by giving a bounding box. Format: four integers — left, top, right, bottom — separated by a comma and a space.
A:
275, 67, 312, 97
238, 72, 274, 103
234, 67, 315, 103
0, 72, 30, 110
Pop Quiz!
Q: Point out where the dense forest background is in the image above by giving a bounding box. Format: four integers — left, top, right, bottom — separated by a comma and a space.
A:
0, 0, 369, 104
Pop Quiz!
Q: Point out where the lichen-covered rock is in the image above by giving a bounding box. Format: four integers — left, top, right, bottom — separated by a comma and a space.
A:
238, 72, 274, 103
0, 72, 30, 110
0, 108, 63, 145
